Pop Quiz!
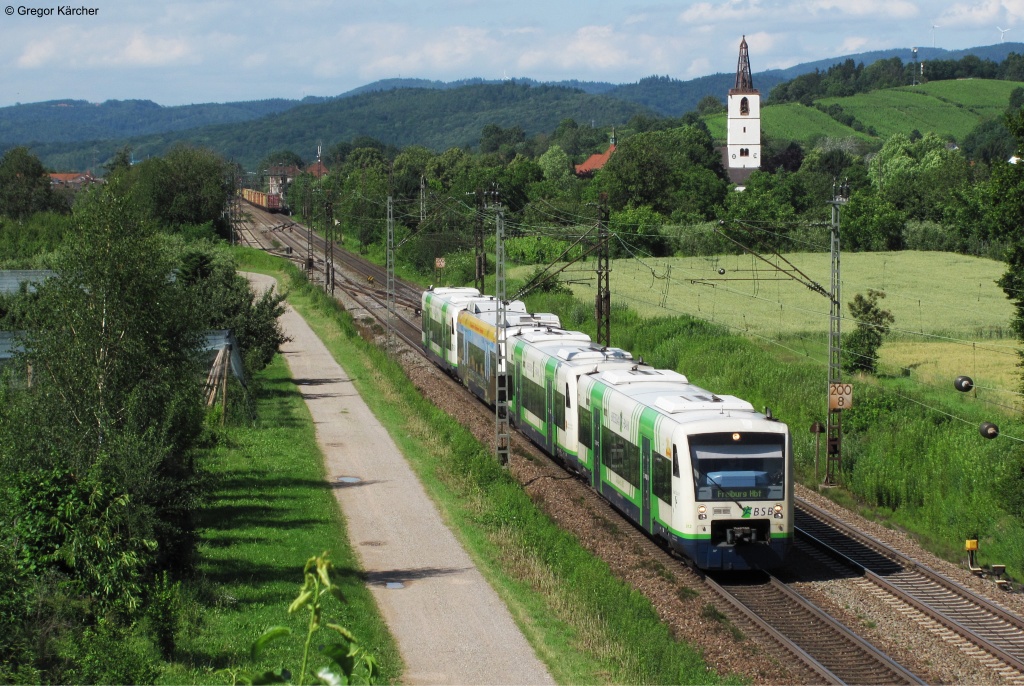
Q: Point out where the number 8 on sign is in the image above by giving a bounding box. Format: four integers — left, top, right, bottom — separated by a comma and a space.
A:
829, 383, 853, 411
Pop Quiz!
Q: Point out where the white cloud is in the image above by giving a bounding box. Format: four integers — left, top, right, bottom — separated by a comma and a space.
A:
807, 0, 918, 18
17, 27, 197, 69
118, 33, 194, 66
315, 23, 501, 80
937, 0, 1003, 27
680, 0, 767, 24
684, 57, 713, 78
1005, 0, 1024, 21
839, 36, 871, 53
681, 0, 917, 27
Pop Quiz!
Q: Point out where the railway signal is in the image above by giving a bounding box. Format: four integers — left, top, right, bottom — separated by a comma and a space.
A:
953, 375, 1000, 439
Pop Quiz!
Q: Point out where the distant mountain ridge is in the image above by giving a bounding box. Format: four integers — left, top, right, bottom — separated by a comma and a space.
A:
5, 41, 1024, 170
28, 82, 652, 171
0, 96, 332, 147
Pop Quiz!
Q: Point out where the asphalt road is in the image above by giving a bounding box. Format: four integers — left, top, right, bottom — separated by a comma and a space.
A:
246, 273, 554, 686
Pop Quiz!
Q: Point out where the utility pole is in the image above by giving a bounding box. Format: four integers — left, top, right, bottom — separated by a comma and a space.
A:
225, 166, 240, 246
474, 188, 486, 293
595, 196, 611, 347
387, 194, 396, 352
491, 187, 510, 466
315, 185, 325, 290
324, 198, 334, 296
825, 180, 849, 486
303, 186, 314, 281
420, 174, 426, 223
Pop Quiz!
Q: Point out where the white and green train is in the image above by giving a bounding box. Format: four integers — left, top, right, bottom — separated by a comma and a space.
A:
421, 286, 793, 570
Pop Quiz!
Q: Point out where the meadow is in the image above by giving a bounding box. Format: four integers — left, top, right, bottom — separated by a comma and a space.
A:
514, 250, 1020, 410
704, 79, 1024, 145
704, 103, 875, 145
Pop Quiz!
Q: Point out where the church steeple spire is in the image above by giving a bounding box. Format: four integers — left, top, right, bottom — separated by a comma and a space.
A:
726, 35, 761, 180
732, 35, 755, 93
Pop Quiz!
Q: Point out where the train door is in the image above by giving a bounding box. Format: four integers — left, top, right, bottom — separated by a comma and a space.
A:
511, 351, 520, 427
591, 402, 602, 491
545, 377, 554, 453
641, 436, 652, 531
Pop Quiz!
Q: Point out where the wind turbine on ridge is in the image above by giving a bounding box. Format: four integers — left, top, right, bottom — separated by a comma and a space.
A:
931, 24, 938, 48
998, 26, 1011, 42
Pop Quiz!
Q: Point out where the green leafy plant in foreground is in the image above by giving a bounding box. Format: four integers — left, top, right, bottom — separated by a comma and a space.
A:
228, 554, 378, 686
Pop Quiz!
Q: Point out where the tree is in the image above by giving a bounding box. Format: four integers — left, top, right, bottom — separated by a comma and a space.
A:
0, 147, 62, 220
260, 149, 304, 170
842, 289, 894, 374
609, 205, 667, 256
696, 95, 726, 115
869, 132, 969, 222
128, 146, 231, 229
993, 105, 1024, 393
538, 144, 572, 183
177, 246, 287, 378
104, 146, 134, 177
597, 125, 726, 215
1, 178, 207, 613
842, 191, 906, 251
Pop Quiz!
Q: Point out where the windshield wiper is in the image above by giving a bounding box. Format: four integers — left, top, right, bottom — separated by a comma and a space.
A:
694, 465, 748, 512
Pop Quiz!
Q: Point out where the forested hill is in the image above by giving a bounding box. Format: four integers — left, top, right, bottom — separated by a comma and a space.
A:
6, 41, 1024, 155
30, 82, 653, 171
0, 97, 329, 147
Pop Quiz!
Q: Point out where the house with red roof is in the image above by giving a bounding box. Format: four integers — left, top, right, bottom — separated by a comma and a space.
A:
306, 160, 329, 178
574, 131, 617, 178
49, 171, 97, 189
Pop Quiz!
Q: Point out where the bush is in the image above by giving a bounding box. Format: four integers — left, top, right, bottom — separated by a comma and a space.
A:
65, 620, 160, 686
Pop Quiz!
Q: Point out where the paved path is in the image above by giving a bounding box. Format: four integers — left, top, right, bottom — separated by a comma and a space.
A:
246, 274, 554, 686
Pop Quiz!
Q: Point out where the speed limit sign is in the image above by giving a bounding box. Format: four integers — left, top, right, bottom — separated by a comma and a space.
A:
829, 383, 853, 410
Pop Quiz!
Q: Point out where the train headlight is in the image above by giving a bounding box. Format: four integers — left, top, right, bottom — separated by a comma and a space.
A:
774, 503, 783, 519
697, 504, 707, 520
732, 433, 741, 441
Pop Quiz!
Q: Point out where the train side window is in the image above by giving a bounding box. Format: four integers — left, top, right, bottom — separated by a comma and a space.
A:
652, 451, 672, 502
554, 389, 566, 429
565, 384, 571, 408
578, 408, 592, 449
672, 444, 679, 478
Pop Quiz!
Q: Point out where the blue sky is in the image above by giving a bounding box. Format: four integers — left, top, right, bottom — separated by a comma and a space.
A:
1, 0, 1022, 107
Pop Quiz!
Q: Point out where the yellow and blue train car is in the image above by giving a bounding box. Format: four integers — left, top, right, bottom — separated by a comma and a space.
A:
456, 300, 559, 405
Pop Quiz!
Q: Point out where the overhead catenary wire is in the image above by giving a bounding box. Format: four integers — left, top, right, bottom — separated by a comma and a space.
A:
322, 179, 1024, 419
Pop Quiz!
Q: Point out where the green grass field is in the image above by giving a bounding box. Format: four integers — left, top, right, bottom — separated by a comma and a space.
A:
705, 103, 876, 145
704, 79, 1024, 144
158, 354, 402, 684
514, 250, 1021, 410
817, 82, 1024, 140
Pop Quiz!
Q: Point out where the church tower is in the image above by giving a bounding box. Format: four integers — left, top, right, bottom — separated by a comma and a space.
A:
727, 36, 761, 172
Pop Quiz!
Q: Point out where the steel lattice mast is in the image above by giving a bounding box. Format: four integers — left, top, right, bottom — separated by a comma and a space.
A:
825, 181, 848, 486
493, 188, 510, 466
387, 194, 395, 352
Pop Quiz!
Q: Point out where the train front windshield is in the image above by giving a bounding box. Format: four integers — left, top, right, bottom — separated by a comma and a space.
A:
689, 432, 786, 501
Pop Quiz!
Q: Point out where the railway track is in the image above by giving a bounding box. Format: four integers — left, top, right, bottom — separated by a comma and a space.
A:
796, 497, 1024, 681
236, 201, 423, 350
711, 572, 923, 684
236, 198, 1024, 684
